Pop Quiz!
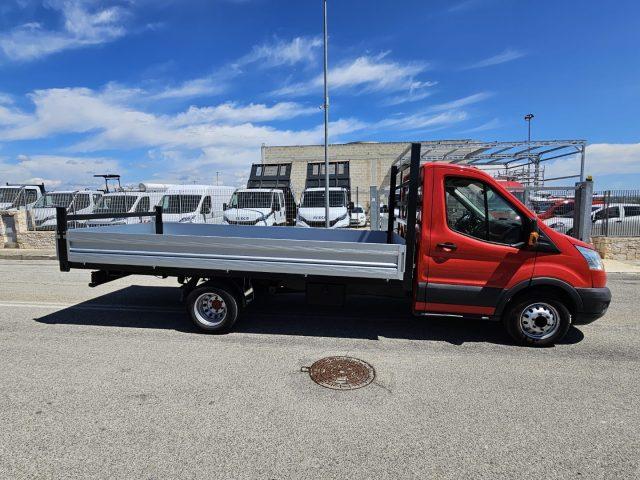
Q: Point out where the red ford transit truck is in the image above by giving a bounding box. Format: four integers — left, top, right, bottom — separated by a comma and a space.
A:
55, 143, 610, 346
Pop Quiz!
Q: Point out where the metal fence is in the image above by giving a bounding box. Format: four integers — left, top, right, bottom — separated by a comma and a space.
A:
24, 185, 376, 232
591, 190, 640, 237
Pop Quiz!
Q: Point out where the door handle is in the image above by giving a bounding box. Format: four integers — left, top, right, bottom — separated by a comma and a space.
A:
436, 242, 458, 251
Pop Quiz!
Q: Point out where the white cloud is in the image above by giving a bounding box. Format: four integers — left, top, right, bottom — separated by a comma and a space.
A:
545, 143, 640, 181
148, 37, 323, 101
0, 154, 121, 189
0, 1, 130, 62
458, 118, 501, 134
0, 85, 366, 150
382, 82, 438, 106
373, 110, 468, 132
151, 70, 237, 100
427, 92, 493, 112
273, 53, 429, 96
172, 102, 318, 126
236, 36, 322, 68
463, 48, 526, 70
0, 82, 484, 188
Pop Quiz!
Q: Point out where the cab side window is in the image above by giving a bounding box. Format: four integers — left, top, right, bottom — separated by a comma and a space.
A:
624, 206, 640, 218
594, 207, 620, 221
74, 194, 90, 210
201, 196, 212, 214
445, 177, 524, 245
135, 196, 150, 213
25, 190, 38, 204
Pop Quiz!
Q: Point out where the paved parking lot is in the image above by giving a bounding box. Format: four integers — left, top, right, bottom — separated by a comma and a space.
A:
1, 259, 639, 479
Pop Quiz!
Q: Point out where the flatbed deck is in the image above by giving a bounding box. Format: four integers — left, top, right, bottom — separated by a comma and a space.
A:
64, 223, 407, 281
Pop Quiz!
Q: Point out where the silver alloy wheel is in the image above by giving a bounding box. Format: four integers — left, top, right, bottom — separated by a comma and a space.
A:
519, 302, 561, 340
193, 292, 227, 327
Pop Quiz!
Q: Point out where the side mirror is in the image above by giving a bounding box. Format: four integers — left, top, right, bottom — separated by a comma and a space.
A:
223, 203, 227, 211
527, 218, 539, 247
348, 202, 354, 211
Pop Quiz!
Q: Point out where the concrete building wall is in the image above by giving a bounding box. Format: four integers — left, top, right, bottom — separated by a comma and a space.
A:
262, 142, 413, 209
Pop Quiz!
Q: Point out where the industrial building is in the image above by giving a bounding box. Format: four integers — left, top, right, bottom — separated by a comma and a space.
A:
261, 139, 587, 208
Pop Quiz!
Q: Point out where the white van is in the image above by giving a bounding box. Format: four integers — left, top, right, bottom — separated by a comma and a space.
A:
296, 187, 351, 228
31, 190, 103, 230
0, 184, 44, 210
161, 185, 235, 224
350, 204, 367, 227
222, 188, 287, 226
87, 184, 168, 227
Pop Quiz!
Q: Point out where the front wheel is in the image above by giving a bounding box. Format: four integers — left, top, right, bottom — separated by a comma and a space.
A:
186, 285, 239, 333
503, 294, 571, 347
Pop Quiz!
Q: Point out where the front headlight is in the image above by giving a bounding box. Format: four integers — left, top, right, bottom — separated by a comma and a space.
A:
575, 245, 604, 271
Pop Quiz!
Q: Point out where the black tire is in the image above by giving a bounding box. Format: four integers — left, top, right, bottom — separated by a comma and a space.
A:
566, 228, 574, 237
503, 293, 572, 347
186, 285, 239, 333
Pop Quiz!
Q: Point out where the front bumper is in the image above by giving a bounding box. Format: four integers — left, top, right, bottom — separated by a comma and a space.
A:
574, 287, 611, 324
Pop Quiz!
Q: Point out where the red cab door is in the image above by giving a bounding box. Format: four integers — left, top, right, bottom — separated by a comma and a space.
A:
417, 167, 537, 316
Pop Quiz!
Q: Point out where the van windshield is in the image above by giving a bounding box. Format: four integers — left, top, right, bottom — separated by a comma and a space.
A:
161, 195, 201, 214
228, 191, 273, 209
301, 191, 346, 208
0, 188, 20, 203
33, 193, 74, 208
95, 195, 138, 213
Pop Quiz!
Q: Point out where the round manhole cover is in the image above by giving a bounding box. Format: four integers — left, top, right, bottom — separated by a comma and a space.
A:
307, 356, 375, 390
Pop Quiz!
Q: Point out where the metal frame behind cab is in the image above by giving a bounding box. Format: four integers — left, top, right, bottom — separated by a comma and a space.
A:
387, 142, 421, 292
247, 163, 292, 189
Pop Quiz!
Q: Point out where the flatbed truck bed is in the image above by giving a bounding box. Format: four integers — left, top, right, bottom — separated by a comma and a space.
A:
63, 223, 406, 281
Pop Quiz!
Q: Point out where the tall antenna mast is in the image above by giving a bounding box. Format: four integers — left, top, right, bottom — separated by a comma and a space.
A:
323, 0, 330, 227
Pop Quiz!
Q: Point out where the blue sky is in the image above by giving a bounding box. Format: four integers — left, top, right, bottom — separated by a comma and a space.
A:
0, 0, 638, 189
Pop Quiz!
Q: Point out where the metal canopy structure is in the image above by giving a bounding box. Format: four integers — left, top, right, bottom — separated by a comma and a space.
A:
394, 139, 587, 184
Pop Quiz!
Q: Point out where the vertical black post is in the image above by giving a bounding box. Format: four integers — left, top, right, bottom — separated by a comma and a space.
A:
386, 165, 398, 243
55, 206, 69, 272
155, 205, 163, 234
402, 143, 421, 292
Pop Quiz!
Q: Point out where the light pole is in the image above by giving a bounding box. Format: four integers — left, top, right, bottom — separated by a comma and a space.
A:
524, 113, 535, 185
322, 0, 330, 227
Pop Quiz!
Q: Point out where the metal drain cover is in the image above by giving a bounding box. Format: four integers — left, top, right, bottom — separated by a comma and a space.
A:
306, 356, 375, 390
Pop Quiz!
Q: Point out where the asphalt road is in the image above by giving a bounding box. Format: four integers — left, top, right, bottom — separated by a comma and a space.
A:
0, 259, 638, 479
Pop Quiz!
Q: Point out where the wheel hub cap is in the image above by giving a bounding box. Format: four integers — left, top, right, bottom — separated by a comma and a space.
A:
520, 303, 560, 340
194, 293, 227, 327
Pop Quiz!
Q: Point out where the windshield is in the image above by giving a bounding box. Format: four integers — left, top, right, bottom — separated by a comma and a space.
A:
301, 191, 346, 208
95, 195, 138, 213
161, 194, 201, 214
33, 193, 74, 208
0, 188, 20, 203
352, 206, 364, 213
228, 191, 273, 209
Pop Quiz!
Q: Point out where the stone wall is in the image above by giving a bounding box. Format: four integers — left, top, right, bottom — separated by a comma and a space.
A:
17, 231, 56, 249
1, 209, 55, 249
592, 236, 640, 260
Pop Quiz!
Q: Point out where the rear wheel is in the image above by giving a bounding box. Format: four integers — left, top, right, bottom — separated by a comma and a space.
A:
503, 293, 571, 347
186, 285, 238, 333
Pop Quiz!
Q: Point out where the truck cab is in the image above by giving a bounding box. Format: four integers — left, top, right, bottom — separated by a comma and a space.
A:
88, 186, 166, 227
223, 188, 287, 226
0, 184, 45, 210
31, 190, 103, 230
404, 161, 610, 345
296, 187, 351, 228
161, 185, 235, 224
